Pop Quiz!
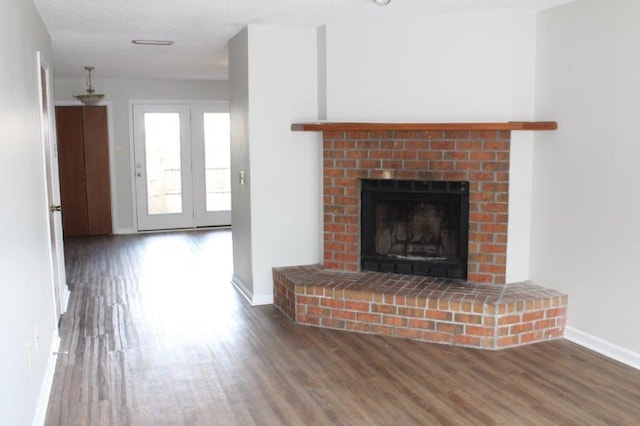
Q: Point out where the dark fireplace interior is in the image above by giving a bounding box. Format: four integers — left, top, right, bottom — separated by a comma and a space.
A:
361, 179, 469, 279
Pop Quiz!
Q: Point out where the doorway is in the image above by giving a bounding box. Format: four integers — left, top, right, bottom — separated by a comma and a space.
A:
132, 103, 231, 231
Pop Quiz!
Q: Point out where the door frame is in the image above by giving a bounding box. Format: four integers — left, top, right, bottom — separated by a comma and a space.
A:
132, 103, 195, 231
191, 102, 232, 227
37, 51, 68, 318
128, 100, 231, 232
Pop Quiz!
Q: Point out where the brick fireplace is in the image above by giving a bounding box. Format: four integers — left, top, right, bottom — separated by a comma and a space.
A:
321, 127, 511, 284
274, 122, 568, 349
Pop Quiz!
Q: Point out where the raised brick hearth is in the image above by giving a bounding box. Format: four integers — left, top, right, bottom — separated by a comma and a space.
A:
274, 122, 566, 349
274, 265, 567, 349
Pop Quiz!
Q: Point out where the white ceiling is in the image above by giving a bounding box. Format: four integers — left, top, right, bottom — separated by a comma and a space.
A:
33, 0, 577, 81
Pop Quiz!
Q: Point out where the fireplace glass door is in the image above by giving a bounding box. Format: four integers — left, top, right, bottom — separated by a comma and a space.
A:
361, 180, 469, 279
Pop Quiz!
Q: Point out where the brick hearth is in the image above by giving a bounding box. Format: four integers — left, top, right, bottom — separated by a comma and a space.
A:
275, 122, 566, 349
274, 265, 567, 349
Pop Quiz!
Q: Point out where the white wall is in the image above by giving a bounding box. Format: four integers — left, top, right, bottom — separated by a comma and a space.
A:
229, 25, 321, 304
0, 0, 59, 424
323, 11, 536, 122
53, 78, 228, 233
317, 26, 328, 120
321, 11, 538, 281
533, 0, 640, 355
229, 28, 255, 298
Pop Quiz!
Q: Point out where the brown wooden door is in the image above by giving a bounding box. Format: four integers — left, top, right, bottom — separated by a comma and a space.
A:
56, 106, 112, 236
82, 107, 112, 235
56, 106, 89, 236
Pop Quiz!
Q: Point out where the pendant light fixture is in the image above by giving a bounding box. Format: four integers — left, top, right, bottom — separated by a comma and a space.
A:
373, 0, 391, 5
74, 66, 104, 106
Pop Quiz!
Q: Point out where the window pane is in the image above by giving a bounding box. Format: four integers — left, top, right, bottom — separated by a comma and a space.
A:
144, 113, 183, 215
203, 113, 231, 212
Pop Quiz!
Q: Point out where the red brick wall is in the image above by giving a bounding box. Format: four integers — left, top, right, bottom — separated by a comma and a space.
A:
322, 129, 511, 284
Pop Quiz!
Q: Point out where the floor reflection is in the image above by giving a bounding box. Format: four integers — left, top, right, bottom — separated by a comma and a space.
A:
136, 230, 238, 342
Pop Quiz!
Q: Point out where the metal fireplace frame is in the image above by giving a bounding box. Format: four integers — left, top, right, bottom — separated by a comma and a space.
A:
360, 179, 469, 279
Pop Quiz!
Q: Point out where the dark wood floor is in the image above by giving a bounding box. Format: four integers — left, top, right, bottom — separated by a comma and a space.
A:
46, 229, 640, 425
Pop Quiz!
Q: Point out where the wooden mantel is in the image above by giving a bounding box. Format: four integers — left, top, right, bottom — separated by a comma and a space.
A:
291, 121, 557, 132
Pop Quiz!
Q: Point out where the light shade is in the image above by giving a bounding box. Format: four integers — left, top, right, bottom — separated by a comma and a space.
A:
74, 93, 104, 106
74, 66, 104, 106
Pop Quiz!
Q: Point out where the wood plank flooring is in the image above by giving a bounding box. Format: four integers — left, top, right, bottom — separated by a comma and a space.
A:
45, 229, 640, 425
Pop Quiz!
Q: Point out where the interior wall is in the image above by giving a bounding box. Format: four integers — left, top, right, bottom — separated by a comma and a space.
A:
322, 11, 538, 281
317, 26, 328, 121
248, 25, 320, 303
228, 28, 254, 299
53, 78, 229, 233
228, 25, 320, 304
323, 11, 536, 122
0, 0, 58, 424
533, 0, 640, 354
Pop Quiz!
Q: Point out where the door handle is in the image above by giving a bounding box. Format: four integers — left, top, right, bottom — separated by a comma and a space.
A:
50, 204, 62, 212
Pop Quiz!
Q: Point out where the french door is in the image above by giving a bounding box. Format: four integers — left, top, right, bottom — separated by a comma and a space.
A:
133, 103, 231, 231
192, 104, 232, 227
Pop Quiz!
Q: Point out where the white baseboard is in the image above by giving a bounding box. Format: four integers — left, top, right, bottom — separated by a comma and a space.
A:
32, 331, 61, 426
231, 274, 253, 304
114, 227, 137, 235
565, 326, 640, 371
251, 294, 274, 306
230, 275, 273, 306
61, 286, 70, 315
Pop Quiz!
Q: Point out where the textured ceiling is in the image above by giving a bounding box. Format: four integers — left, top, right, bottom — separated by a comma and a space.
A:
33, 0, 577, 81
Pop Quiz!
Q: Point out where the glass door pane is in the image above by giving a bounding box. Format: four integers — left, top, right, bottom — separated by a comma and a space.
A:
203, 113, 231, 212
144, 113, 183, 215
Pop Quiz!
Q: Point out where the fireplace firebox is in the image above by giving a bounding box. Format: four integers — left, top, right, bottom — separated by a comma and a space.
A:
361, 179, 469, 279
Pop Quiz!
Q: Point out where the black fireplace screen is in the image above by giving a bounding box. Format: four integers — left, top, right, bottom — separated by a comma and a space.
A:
361, 179, 469, 279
